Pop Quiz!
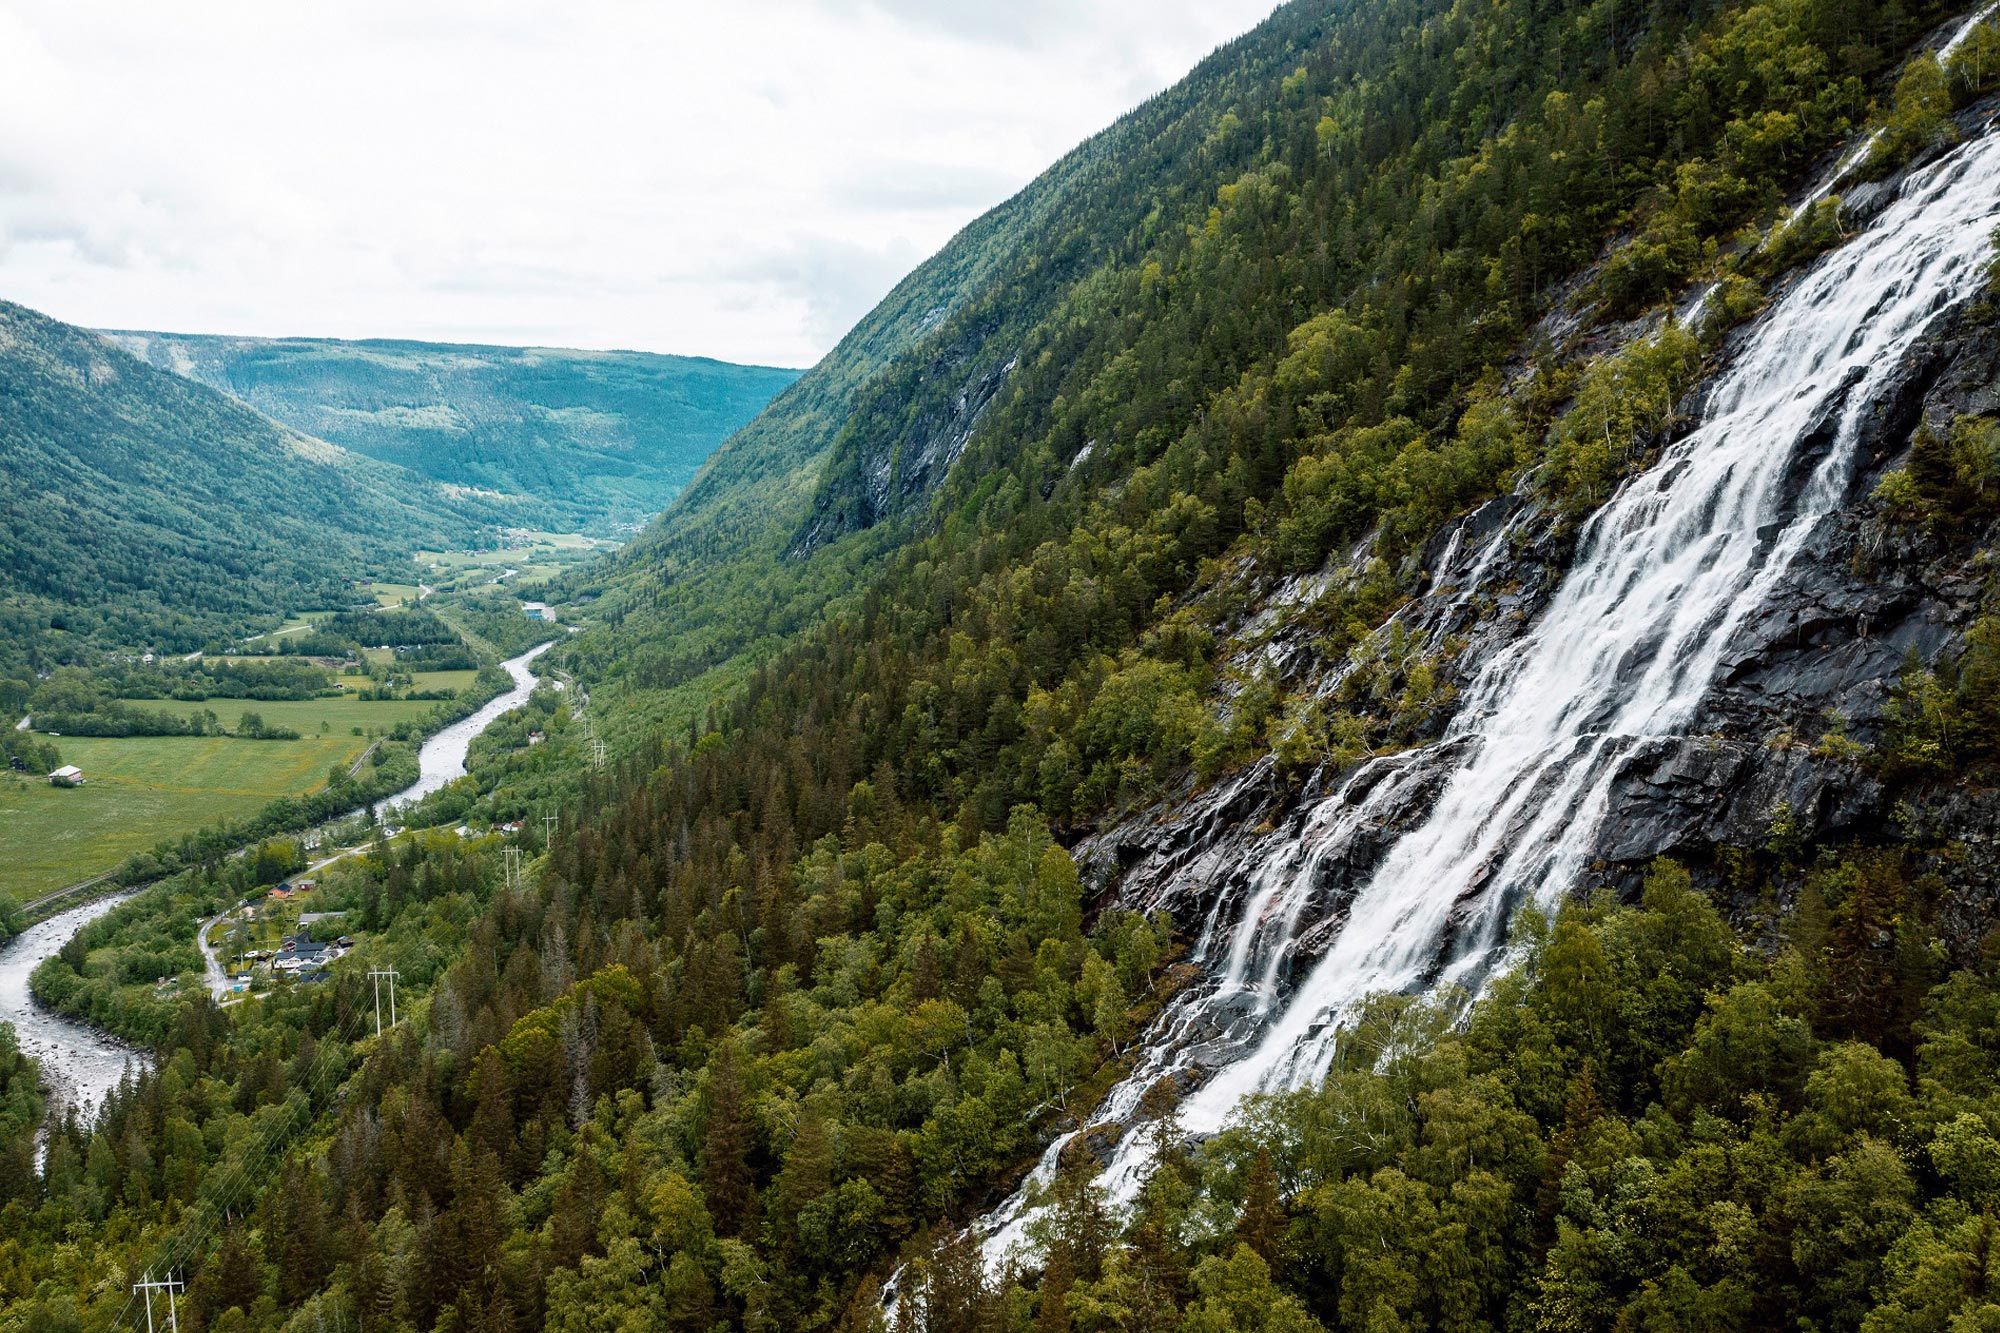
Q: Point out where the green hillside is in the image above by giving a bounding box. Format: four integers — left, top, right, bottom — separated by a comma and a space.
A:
103, 331, 802, 532
0, 301, 492, 670
547, 150, 1117, 721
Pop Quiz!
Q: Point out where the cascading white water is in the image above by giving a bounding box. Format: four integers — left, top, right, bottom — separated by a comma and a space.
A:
982, 121, 2000, 1265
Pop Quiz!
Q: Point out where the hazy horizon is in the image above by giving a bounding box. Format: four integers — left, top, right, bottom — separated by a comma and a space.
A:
0, 0, 1279, 368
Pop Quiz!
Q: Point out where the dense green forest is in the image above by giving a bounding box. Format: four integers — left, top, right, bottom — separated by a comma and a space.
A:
105, 332, 802, 533
0, 302, 497, 672
6, 0, 2000, 1331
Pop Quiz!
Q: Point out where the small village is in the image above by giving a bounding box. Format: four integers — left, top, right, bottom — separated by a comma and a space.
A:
203, 879, 355, 996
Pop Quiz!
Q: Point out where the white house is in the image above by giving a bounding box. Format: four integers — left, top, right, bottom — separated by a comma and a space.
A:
48, 765, 84, 787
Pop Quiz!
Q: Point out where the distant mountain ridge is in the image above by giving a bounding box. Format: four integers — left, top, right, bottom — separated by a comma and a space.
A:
102, 330, 802, 532
0, 301, 495, 667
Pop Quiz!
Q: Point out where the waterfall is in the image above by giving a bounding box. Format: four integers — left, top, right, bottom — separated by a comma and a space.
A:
981, 123, 2000, 1265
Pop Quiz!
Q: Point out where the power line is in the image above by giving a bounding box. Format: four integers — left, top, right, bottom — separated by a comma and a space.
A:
101, 927, 423, 1331
144, 975, 374, 1291
134, 1271, 184, 1333
121, 955, 393, 1326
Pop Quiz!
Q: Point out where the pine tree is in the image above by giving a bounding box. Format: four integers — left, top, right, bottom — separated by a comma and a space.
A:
276, 1159, 332, 1303
207, 1223, 264, 1323
911, 933, 943, 1002
1034, 1245, 1075, 1333
704, 1042, 757, 1236
1233, 1148, 1285, 1264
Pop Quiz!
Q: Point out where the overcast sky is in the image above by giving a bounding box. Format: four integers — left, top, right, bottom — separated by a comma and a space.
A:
0, 1, 1278, 368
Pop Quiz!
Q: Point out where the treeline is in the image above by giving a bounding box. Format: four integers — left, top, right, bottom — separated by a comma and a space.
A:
248, 607, 478, 669
0, 732, 61, 777
131, 657, 336, 701
3, 659, 338, 723
450, 591, 570, 659
0, 1025, 40, 1205
31, 704, 304, 741
31, 704, 229, 739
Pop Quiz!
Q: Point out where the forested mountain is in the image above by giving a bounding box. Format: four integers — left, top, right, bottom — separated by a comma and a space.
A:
0, 301, 491, 668
103, 332, 801, 533
9, 2, 2000, 1333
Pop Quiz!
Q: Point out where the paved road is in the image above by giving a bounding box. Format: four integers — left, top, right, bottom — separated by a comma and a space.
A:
197, 913, 233, 1000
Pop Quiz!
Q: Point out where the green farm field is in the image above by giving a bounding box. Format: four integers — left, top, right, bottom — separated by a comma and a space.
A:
410, 669, 479, 693
123, 693, 449, 735
0, 731, 369, 900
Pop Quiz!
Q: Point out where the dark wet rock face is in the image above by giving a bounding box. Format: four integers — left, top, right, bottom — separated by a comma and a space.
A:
1597, 738, 1885, 866
1623, 315, 2000, 872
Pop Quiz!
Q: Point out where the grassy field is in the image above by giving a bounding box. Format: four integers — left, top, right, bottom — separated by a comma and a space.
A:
243, 619, 315, 644
124, 694, 447, 736
411, 669, 479, 694
332, 668, 475, 695
0, 731, 370, 900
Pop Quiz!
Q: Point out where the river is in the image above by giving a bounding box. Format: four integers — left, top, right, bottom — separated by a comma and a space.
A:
0, 639, 558, 1130
0, 892, 142, 1131
391, 639, 555, 809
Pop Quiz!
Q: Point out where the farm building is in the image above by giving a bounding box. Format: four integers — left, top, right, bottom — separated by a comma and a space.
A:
47, 765, 84, 787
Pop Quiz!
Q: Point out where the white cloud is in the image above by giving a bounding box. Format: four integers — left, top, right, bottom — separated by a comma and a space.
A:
0, 0, 1277, 367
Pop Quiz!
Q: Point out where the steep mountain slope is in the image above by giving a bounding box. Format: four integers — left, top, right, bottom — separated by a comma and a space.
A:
102, 332, 801, 532
567, 0, 1990, 743
524, 0, 2000, 1313
0, 302, 493, 667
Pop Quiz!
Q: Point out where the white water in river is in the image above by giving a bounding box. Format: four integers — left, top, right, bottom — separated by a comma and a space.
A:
0, 893, 141, 1135
982, 122, 2000, 1263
